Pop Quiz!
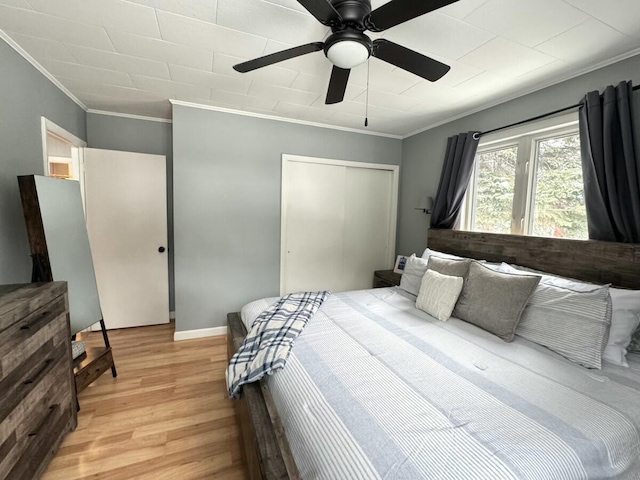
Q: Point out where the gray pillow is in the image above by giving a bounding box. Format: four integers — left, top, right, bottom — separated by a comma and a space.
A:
516, 284, 612, 369
453, 262, 540, 342
427, 257, 471, 279
629, 329, 640, 353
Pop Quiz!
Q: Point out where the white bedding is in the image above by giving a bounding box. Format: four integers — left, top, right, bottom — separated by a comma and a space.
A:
241, 287, 640, 479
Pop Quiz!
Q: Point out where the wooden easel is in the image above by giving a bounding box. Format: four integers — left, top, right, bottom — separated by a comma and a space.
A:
31, 253, 117, 393
19, 176, 117, 396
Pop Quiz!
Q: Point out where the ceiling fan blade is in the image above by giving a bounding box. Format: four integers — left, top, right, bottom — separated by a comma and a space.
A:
234, 42, 324, 73
372, 39, 450, 82
297, 0, 342, 26
325, 66, 350, 104
366, 0, 458, 32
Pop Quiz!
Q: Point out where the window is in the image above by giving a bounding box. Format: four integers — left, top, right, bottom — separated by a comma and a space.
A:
461, 114, 587, 240
46, 132, 75, 179
41, 117, 87, 207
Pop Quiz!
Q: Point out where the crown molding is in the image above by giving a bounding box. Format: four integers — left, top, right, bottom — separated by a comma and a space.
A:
0, 28, 87, 111
169, 99, 403, 140
87, 109, 173, 124
402, 46, 640, 139
3, 23, 638, 141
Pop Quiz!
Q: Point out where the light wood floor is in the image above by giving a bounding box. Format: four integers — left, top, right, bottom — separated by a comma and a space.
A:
42, 322, 247, 480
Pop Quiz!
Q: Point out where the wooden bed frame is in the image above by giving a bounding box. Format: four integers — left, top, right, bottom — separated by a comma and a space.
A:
227, 228, 640, 479
428, 229, 640, 289
227, 313, 300, 480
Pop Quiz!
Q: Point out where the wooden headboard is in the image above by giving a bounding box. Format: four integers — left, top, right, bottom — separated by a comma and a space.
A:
428, 229, 640, 289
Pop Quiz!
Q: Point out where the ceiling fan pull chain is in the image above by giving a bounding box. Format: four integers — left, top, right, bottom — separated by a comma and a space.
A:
365, 57, 370, 127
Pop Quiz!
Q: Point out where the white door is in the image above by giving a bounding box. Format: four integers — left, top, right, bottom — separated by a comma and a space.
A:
84, 148, 170, 329
282, 156, 398, 294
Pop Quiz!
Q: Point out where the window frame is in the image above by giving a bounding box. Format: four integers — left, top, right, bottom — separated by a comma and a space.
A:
462, 112, 581, 237
41, 117, 88, 201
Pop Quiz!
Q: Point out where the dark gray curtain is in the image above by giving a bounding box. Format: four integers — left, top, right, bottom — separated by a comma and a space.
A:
579, 81, 640, 243
430, 131, 480, 229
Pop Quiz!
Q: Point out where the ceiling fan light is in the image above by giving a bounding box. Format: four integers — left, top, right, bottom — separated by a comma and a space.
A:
326, 40, 370, 69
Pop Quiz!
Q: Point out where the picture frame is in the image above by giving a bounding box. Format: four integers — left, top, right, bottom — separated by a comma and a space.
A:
393, 255, 409, 274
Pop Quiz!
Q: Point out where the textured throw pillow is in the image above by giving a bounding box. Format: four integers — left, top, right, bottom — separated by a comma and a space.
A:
399, 254, 429, 296
426, 256, 472, 279
516, 284, 612, 369
499, 263, 640, 366
453, 262, 540, 342
416, 270, 464, 322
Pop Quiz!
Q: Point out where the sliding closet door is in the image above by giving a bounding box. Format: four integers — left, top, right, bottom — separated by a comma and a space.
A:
281, 156, 397, 294
342, 167, 394, 291
283, 161, 346, 293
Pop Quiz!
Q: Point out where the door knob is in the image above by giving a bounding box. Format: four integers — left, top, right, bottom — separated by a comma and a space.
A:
158, 246, 166, 253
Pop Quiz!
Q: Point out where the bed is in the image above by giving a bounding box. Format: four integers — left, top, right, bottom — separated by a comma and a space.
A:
227, 229, 640, 480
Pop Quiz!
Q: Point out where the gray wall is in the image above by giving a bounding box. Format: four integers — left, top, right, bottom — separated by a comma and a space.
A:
86, 113, 175, 311
0, 39, 86, 285
173, 105, 402, 331
398, 54, 640, 257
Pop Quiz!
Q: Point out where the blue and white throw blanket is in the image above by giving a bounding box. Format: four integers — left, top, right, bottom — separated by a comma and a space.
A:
226, 290, 330, 398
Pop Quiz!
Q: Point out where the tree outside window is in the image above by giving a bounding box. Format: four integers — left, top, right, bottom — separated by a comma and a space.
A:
531, 134, 587, 239
462, 117, 587, 240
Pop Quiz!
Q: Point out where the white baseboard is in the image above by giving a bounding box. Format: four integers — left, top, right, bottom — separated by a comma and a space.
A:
169, 310, 176, 320
173, 326, 227, 341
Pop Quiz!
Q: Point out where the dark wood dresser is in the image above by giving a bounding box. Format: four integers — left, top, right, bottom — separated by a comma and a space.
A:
0, 282, 77, 480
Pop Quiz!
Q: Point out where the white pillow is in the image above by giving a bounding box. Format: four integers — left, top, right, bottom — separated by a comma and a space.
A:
483, 262, 503, 271
605, 289, 640, 366
421, 248, 463, 261
416, 270, 464, 322
498, 263, 599, 292
399, 254, 429, 296
499, 263, 640, 366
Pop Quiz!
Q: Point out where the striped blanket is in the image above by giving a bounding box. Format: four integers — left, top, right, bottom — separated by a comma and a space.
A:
242, 287, 640, 479
226, 290, 330, 398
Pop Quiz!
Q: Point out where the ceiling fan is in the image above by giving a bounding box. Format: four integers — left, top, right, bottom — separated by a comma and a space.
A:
233, 0, 459, 105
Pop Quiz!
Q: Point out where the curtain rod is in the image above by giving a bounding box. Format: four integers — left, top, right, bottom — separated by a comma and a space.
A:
475, 84, 640, 140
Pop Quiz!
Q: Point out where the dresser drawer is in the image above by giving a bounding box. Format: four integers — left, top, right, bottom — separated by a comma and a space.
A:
0, 283, 67, 334
0, 296, 67, 380
0, 354, 74, 479
0, 339, 67, 426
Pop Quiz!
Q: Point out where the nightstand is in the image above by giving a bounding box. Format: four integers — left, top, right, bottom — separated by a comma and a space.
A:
373, 269, 402, 288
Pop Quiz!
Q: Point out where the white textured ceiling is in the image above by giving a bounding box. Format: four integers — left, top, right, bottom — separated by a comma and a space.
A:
1, 0, 640, 136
